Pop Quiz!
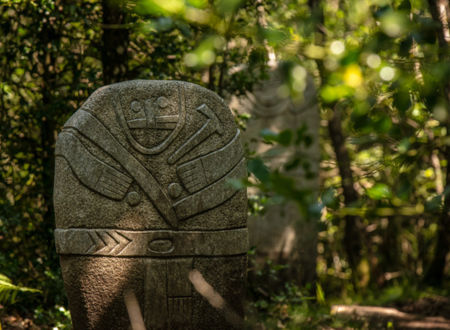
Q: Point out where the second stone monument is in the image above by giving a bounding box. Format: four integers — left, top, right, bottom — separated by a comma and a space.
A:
54, 80, 248, 329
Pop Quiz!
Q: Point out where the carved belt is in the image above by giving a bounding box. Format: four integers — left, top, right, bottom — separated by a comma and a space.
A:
55, 227, 248, 257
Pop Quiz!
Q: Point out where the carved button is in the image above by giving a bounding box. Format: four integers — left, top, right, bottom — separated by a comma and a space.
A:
157, 96, 169, 108
126, 191, 141, 206
168, 183, 182, 199
149, 239, 174, 253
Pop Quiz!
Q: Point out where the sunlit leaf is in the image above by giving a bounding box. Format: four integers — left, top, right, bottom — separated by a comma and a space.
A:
320, 85, 353, 103
137, 0, 186, 15
367, 183, 392, 200
264, 27, 288, 47
343, 64, 363, 88
380, 10, 409, 37
316, 283, 325, 305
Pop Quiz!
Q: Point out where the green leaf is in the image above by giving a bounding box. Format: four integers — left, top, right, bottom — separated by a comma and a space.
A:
374, 115, 392, 133
247, 157, 270, 183
320, 85, 353, 103
425, 195, 443, 212
260, 129, 293, 146
216, 0, 243, 15
393, 90, 411, 112
264, 27, 288, 47
322, 187, 338, 209
0, 274, 41, 305
137, 0, 186, 15
277, 130, 293, 146
340, 49, 360, 66
316, 283, 325, 305
367, 183, 392, 200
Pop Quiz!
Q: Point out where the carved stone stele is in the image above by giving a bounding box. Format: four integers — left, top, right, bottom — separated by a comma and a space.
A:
54, 80, 248, 329
229, 64, 319, 284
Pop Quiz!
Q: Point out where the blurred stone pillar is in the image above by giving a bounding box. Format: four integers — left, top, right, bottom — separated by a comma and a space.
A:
229, 64, 320, 284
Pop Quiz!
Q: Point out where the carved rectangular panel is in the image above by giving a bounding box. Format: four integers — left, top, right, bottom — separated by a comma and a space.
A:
168, 297, 192, 329
144, 259, 167, 329
167, 258, 192, 296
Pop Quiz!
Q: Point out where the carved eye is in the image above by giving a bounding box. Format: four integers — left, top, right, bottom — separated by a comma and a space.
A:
157, 96, 169, 108
130, 100, 143, 113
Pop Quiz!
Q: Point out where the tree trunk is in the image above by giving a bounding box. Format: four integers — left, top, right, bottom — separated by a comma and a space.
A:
426, 148, 450, 284
425, 0, 450, 285
37, 5, 59, 305
39, 12, 57, 232
308, 0, 363, 270
102, 0, 129, 84
327, 106, 363, 269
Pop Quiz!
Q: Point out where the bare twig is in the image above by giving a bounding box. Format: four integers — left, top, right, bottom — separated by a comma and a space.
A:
189, 269, 244, 329
332, 305, 450, 329
124, 289, 145, 330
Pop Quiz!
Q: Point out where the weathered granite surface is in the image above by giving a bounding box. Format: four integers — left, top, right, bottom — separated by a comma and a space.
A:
229, 64, 319, 284
54, 80, 248, 329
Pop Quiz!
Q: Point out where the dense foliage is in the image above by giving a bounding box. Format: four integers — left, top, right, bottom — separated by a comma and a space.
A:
0, 0, 448, 328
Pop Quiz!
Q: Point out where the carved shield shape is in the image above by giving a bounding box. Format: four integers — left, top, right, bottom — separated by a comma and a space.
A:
114, 84, 186, 154
54, 80, 248, 330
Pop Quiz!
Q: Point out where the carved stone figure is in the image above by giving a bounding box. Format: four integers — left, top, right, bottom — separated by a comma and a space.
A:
54, 80, 248, 329
229, 64, 319, 284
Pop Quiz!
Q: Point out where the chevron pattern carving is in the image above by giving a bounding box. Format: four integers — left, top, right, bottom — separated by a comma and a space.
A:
86, 230, 132, 255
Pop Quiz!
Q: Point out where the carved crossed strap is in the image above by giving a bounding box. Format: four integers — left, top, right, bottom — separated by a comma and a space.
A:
64, 109, 178, 226
62, 109, 246, 228
55, 228, 248, 257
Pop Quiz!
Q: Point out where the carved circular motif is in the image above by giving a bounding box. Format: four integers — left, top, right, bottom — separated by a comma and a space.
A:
130, 100, 143, 113
148, 239, 174, 253
168, 182, 182, 199
157, 96, 169, 108
126, 191, 141, 206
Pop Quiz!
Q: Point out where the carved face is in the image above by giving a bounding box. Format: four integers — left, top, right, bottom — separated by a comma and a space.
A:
115, 85, 186, 154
